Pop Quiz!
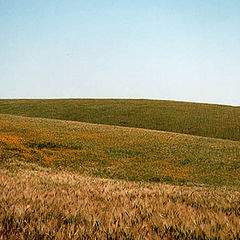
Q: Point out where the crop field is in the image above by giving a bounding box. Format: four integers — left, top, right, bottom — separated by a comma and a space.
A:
1, 160, 240, 239
0, 99, 240, 239
0, 99, 240, 141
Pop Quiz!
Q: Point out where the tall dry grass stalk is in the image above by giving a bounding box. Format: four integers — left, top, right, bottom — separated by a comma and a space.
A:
1, 160, 240, 239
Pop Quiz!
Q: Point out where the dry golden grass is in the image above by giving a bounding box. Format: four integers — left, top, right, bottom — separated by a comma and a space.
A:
1, 160, 240, 239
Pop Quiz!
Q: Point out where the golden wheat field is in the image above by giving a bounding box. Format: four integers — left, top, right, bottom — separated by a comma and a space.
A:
0, 109, 240, 239
1, 160, 240, 239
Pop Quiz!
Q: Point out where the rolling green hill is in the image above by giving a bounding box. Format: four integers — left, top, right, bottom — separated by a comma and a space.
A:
1, 114, 240, 187
0, 99, 239, 141
1, 101, 240, 239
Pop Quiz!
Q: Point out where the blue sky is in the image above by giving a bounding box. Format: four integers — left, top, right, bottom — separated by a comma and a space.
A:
0, 0, 240, 105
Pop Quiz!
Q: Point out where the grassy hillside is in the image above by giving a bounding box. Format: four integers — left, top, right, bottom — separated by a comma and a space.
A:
1, 109, 240, 239
1, 160, 240, 239
1, 114, 240, 187
0, 99, 240, 141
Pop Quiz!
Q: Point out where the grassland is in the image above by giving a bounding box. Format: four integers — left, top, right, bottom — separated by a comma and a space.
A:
0, 98, 240, 141
1, 114, 240, 187
1, 160, 240, 239
1, 99, 240, 239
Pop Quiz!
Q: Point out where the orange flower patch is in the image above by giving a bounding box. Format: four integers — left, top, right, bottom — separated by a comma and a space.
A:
0, 119, 11, 124
0, 133, 26, 149
72, 132, 102, 140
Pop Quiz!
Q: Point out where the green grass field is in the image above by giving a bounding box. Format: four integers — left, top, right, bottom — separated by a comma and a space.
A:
1, 99, 240, 239
1, 114, 240, 187
0, 98, 240, 141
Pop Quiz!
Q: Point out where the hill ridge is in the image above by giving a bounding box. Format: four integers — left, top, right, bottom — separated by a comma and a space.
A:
0, 98, 240, 141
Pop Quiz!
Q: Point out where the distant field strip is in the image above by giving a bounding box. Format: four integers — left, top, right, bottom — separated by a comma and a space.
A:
1, 114, 240, 187
0, 99, 240, 141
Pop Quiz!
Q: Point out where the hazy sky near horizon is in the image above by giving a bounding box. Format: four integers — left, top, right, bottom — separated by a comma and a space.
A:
1, 0, 240, 106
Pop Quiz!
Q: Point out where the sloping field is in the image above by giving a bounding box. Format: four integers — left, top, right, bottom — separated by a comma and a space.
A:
1, 114, 240, 187
0, 99, 240, 141
1, 112, 240, 239
1, 160, 240, 239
